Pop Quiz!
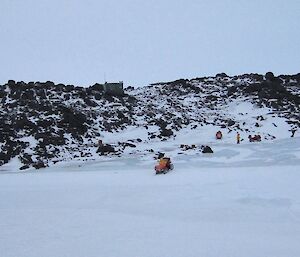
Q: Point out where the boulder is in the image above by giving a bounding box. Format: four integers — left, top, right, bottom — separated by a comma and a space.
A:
97, 144, 116, 155
160, 128, 174, 137
227, 119, 235, 126
19, 165, 30, 170
84, 98, 98, 107
202, 145, 213, 153
33, 161, 47, 169
157, 152, 165, 159
19, 153, 33, 165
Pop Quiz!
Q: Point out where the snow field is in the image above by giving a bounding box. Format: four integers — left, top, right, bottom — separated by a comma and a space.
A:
0, 138, 300, 257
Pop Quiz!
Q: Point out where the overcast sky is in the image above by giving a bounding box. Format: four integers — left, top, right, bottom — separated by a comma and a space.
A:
0, 0, 299, 87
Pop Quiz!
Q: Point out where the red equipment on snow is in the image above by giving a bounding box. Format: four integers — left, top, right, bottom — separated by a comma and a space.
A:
216, 131, 222, 139
155, 157, 174, 174
248, 135, 261, 142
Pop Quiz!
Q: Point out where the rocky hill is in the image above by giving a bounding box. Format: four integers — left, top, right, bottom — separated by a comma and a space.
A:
0, 72, 299, 170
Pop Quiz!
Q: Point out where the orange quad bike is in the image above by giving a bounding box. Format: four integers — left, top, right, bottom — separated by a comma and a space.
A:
155, 157, 174, 175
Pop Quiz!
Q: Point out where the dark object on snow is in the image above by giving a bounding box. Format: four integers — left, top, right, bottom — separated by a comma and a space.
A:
123, 142, 136, 148
216, 131, 222, 139
97, 144, 116, 155
180, 144, 197, 151
201, 145, 214, 153
160, 128, 174, 137
248, 135, 261, 142
227, 120, 235, 127
33, 161, 47, 169
19, 165, 30, 170
155, 157, 174, 174
157, 152, 165, 159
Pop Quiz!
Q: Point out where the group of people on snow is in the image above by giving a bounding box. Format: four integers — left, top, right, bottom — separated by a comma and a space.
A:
216, 130, 241, 144
216, 130, 263, 144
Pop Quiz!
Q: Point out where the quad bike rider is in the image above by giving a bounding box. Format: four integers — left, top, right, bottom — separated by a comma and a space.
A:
216, 131, 222, 139
155, 157, 174, 174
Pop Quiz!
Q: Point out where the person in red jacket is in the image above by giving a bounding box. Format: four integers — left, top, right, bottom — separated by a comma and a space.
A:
216, 131, 222, 139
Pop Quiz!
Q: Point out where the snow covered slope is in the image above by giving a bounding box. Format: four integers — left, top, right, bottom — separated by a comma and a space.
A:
0, 72, 299, 170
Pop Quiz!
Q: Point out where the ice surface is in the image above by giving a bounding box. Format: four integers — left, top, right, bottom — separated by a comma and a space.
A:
0, 138, 300, 257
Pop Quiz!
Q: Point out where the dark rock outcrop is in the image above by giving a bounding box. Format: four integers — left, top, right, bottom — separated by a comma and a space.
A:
97, 144, 116, 155
202, 145, 213, 153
